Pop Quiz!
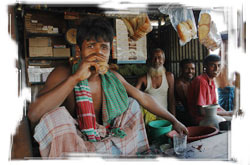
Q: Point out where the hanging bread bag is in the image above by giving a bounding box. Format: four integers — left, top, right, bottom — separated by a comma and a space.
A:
122, 13, 152, 41
159, 5, 197, 46
198, 10, 222, 51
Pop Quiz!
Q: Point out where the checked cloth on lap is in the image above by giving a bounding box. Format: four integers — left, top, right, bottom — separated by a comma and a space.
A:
33, 99, 149, 157
72, 62, 129, 142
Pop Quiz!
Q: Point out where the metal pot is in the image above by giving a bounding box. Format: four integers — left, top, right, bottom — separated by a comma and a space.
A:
199, 104, 226, 129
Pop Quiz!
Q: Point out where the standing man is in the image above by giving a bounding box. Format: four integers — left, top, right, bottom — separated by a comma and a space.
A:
187, 55, 233, 126
136, 48, 176, 124
215, 33, 235, 111
28, 16, 187, 157
175, 59, 195, 126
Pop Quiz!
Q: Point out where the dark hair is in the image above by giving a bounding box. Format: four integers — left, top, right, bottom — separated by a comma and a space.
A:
180, 59, 194, 68
76, 16, 114, 49
203, 54, 221, 66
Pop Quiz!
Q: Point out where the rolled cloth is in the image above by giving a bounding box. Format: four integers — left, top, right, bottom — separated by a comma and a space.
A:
72, 60, 129, 142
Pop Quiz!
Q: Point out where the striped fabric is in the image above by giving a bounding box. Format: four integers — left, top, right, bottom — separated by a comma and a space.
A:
100, 71, 129, 125
72, 61, 129, 142
74, 81, 101, 142
33, 99, 149, 157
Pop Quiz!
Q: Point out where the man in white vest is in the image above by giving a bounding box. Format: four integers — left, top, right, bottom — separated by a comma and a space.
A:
136, 48, 176, 125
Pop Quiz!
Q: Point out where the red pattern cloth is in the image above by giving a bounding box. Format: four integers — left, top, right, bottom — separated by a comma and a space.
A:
75, 87, 101, 142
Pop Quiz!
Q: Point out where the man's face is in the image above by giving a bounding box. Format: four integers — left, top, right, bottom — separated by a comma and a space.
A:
151, 52, 165, 69
81, 39, 110, 62
206, 61, 221, 78
182, 63, 195, 80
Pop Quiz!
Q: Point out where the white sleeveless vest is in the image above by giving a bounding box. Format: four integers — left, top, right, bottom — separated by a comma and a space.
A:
145, 73, 169, 109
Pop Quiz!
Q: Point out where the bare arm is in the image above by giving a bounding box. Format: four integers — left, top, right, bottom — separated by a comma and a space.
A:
112, 71, 188, 135
217, 107, 234, 116
28, 54, 103, 124
166, 72, 176, 116
28, 66, 79, 124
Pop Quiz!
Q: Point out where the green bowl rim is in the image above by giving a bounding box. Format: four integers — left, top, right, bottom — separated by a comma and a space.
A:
148, 120, 172, 128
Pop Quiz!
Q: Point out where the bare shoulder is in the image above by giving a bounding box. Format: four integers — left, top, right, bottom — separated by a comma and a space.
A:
47, 64, 71, 82
110, 70, 139, 87
110, 70, 143, 99
110, 70, 126, 82
166, 71, 174, 78
39, 64, 72, 95
175, 77, 182, 85
165, 71, 174, 81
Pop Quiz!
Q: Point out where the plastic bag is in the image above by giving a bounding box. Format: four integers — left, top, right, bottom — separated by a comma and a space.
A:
122, 13, 152, 41
198, 10, 222, 51
159, 5, 197, 46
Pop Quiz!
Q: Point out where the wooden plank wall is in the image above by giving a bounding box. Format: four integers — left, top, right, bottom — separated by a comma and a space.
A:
158, 24, 209, 78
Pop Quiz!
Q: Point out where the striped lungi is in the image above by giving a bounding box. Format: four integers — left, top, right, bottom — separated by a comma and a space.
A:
33, 98, 149, 158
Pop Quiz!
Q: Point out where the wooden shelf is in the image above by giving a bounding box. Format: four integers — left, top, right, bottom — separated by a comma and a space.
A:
22, 7, 72, 87
28, 57, 69, 60
26, 32, 64, 38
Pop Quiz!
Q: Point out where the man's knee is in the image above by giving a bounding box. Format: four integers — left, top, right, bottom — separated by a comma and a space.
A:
34, 106, 77, 140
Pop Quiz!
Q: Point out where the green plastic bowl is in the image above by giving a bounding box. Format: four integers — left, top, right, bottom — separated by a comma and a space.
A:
148, 120, 173, 139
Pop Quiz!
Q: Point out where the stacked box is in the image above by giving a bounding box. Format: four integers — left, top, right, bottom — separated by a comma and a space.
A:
29, 37, 53, 57
29, 47, 53, 57
29, 37, 51, 47
53, 48, 71, 57
24, 13, 59, 34
25, 13, 36, 33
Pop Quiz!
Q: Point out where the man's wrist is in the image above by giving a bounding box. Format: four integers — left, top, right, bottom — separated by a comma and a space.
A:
69, 74, 81, 85
169, 116, 179, 126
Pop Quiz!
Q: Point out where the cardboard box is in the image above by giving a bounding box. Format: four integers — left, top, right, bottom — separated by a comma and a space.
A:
53, 48, 71, 57
29, 47, 53, 57
29, 37, 51, 47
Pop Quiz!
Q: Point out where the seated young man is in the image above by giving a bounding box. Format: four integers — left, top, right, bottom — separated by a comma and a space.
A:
175, 59, 195, 126
187, 55, 233, 126
28, 16, 188, 157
